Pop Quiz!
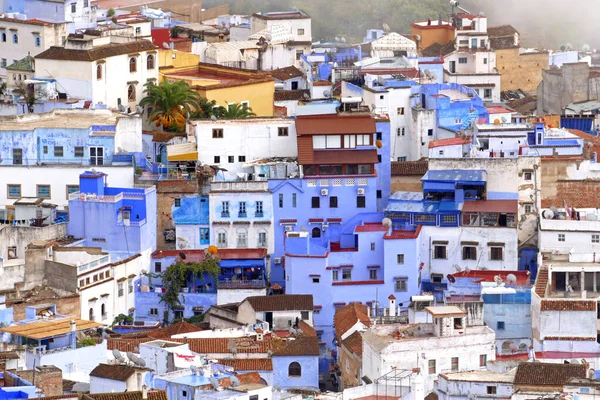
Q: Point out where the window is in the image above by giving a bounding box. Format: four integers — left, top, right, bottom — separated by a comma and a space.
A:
329, 196, 338, 208
149, 308, 158, 316
221, 201, 229, 217
297, 28, 305, 36
90, 147, 104, 165
312, 277, 320, 283
524, 172, 532, 181
70, 3, 76, 12
292, 193, 297, 208
484, 89, 492, 99
200, 228, 209, 245
228, 156, 234, 163
255, 201, 263, 217
217, 231, 227, 247
357, 196, 366, 208
397, 254, 404, 264
458, 57, 467, 64
258, 231, 267, 247
490, 247, 503, 261
35, 36, 40, 47
1, 33, 5, 42
238, 201, 247, 217
295, 50, 304, 60
181, 390, 187, 398
212, 129, 224, 138
593, 234, 600, 244
312, 227, 321, 238
7, 246, 17, 260
486, 386, 496, 395
428, 359, 436, 374
483, 57, 488, 65
369, 270, 377, 280
451, 357, 459, 372
74, 146, 84, 157
237, 228, 248, 248
397, 127, 406, 136
462, 246, 477, 260
398, 156, 407, 161
524, 204, 532, 214
214, 156, 220, 164
558, 233, 565, 242
129, 57, 137, 73
342, 269, 352, 281
332, 270, 338, 281
7, 184, 21, 198
66, 185, 79, 198
174, 198, 181, 207
12, 33, 18, 44
395, 279, 407, 292
371, 243, 376, 251
13, 148, 23, 165
434, 245, 447, 259
155, 262, 162, 273
37, 185, 51, 199
279, 193, 284, 208
397, 107, 405, 115
0, 59, 5, 68
118, 282, 124, 297
278, 127, 289, 136
312, 197, 320, 208
289, 362, 301, 377
497, 321, 505, 330
147, 54, 155, 69
238, 155, 246, 162
480, 354, 487, 367
128, 85, 136, 101
128, 278, 133, 294
428, 128, 434, 136
301, 311, 309, 320
53, 146, 63, 157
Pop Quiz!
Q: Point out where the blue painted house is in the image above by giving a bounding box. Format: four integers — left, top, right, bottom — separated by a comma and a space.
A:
272, 336, 320, 390
173, 195, 210, 250
67, 170, 157, 255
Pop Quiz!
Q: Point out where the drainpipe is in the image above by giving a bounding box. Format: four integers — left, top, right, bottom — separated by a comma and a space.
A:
70, 320, 76, 349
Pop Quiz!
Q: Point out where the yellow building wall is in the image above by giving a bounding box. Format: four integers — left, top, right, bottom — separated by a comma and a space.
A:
199, 81, 275, 117
496, 48, 549, 93
158, 49, 200, 69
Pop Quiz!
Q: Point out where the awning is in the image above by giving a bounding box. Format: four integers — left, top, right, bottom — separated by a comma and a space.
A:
173, 350, 202, 369
167, 143, 198, 161
219, 259, 265, 268
23, 79, 47, 85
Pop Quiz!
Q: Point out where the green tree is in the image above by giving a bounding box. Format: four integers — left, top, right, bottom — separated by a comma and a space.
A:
216, 102, 256, 118
13, 81, 49, 113
106, 8, 115, 17
140, 80, 202, 132
190, 97, 219, 119
111, 313, 133, 328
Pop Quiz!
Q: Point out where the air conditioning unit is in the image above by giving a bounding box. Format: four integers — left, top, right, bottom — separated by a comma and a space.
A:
321, 189, 329, 196
322, 224, 329, 230
274, 258, 282, 264
285, 225, 293, 232
357, 188, 365, 195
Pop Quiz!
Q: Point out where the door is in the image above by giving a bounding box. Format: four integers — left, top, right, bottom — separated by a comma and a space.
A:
471, 38, 477, 48
449, 61, 456, 73
265, 312, 273, 330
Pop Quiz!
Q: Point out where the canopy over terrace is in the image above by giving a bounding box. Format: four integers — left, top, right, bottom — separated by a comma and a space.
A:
0, 318, 103, 340
162, 143, 199, 180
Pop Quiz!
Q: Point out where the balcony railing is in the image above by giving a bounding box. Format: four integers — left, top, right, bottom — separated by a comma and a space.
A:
0, 157, 131, 166
210, 181, 269, 192
69, 192, 123, 202
217, 279, 266, 289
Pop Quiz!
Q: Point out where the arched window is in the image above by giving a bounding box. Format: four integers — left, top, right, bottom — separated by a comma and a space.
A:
18, 74, 21, 81
518, 343, 528, 352
23, 75, 26, 80
12, 74, 16, 80
129, 57, 137, 73
101, 304, 106, 318
127, 85, 136, 101
96, 64, 102, 80
1, 33, 6, 42
89, 307, 94, 321
288, 362, 301, 377
13, 34, 18, 44
501, 341, 513, 354
236, 228, 248, 248
312, 227, 321, 238
146, 54, 155, 69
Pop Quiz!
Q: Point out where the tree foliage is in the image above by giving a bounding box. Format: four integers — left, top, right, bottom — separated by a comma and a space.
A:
140, 81, 202, 132
111, 313, 133, 328
215, 102, 256, 119
13, 82, 49, 113
159, 258, 220, 312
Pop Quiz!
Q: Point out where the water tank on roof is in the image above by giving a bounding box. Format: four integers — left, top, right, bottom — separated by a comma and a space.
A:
541, 209, 554, 219
586, 213, 599, 221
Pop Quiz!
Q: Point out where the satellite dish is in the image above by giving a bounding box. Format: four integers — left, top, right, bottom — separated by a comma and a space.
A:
501, 117, 508, 124
383, 23, 390, 32
583, 44, 591, 52
465, 266, 471, 273
136, 359, 146, 367
210, 377, 219, 389
566, 43, 573, 51
179, 252, 187, 260
571, 358, 581, 364
210, 115, 217, 121
230, 376, 240, 387
322, 90, 331, 98
510, 343, 519, 352
493, 119, 500, 125
340, 37, 346, 43
135, 106, 143, 114
190, 365, 197, 374
560, 45, 566, 52
335, 36, 340, 42
586, 214, 599, 221
118, 104, 126, 112
453, 264, 462, 272
382, 218, 392, 228
112, 349, 122, 359
542, 209, 554, 219
231, 347, 237, 355
302, 92, 311, 100
162, 42, 170, 49
447, 274, 456, 283
506, 274, 517, 284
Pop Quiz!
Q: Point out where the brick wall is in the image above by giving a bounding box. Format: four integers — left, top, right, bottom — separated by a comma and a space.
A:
541, 180, 600, 208
10, 295, 80, 321
6, 368, 63, 396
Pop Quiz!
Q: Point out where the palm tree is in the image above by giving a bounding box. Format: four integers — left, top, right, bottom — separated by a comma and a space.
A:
190, 97, 219, 119
216, 102, 257, 118
140, 80, 202, 132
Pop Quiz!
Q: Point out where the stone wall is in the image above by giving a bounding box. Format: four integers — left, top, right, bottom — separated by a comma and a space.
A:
496, 48, 549, 93
8, 292, 80, 321
540, 158, 600, 208
156, 179, 199, 250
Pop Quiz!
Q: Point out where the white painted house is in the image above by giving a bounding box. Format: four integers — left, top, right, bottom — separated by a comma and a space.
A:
0, 16, 67, 79
34, 36, 158, 108
89, 364, 152, 394
237, 294, 313, 331
362, 306, 496, 393
437, 370, 515, 400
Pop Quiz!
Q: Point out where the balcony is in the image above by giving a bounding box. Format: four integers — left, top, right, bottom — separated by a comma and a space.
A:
255, 212, 264, 218
217, 279, 266, 289
210, 181, 269, 192
0, 156, 132, 167
221, 212, 230, 218
238, 212, 247, 218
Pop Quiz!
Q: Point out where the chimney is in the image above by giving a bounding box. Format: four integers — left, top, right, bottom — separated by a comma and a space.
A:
142, 385, 148, 400
70, 320, 76, 349
388, 295, 396, 317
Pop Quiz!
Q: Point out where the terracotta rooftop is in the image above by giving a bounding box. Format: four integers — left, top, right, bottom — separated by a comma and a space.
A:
217, 358, 273, 371
421, 41, 455, 57
428, 137, 471, 149
272, 335, 320, 356
35, 40, 156, 62
514, 362, 586, 387
90, 364, 148, 381
173, 336, 271, 354
274, 89, 310, 102
83, 391, 167, 400
342, 330, 363, 356
488, 25, 519, 50
462, 200, 518, 214
245, 294, 313, 312
297, 320, 317, 336
391, 160, 428, 176
540, 300, 596, 311
270, 66, 304, 81
334, 303, 370, 340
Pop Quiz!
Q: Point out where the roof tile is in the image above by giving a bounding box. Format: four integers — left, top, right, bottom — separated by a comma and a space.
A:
36, 40, 156, 62
334, 303, 371, 340
540, 300, 596, 311
341, 330, 363, 356
89, 364, 144, 381
274, 89, 310, 102
217, 359, 273, 371
270, 66, 304, 81
514, 363, 586, 387
391, 160, 428, 176
245, 294, 313, 312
